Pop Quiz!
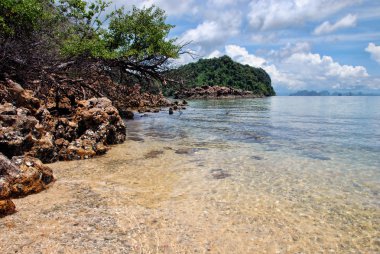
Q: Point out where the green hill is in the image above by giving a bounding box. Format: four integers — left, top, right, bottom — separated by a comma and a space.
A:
166, 55, 275, 96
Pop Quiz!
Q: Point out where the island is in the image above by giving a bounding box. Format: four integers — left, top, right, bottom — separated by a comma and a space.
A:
166, 56, 276, 99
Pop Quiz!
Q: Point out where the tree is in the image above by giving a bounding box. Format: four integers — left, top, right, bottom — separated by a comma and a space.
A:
105, 6, 180, 83
0, 0, 184, 97
0, 0, 56, 79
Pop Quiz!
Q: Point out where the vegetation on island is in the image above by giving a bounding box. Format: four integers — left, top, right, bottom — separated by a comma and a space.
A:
165, 56, 275, 97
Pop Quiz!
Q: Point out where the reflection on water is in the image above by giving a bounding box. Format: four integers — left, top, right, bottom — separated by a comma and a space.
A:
1, 97, 379, 253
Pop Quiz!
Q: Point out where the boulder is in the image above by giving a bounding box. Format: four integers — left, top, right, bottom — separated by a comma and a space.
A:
0, 153, 54, 216
119, 110, 134, 120
0, 154, 55, 198
0, 200, 16, 217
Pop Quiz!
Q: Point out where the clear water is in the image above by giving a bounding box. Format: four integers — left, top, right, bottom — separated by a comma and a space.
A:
5, 97, 378, 253
122, 96, 380, 252
130, 96, 380, 169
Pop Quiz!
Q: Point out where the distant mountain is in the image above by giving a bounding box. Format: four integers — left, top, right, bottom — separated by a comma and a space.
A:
289, 90, 379, 96
166, 56, 275, 97
290, 90, 329, 96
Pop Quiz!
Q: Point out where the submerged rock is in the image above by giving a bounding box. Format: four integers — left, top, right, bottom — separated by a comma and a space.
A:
144, 150, 164, 159
251, 155, 263, 160
210, 169, 231, 180
128, 136, 144, 142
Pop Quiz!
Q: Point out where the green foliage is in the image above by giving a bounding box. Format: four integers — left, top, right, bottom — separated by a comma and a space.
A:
0, 0, 181, 87
107, 6, 179, 60
56, 1, 180, 61
169, 56, 276, 96
0, 0, 52, 37
57, 0, 114, 58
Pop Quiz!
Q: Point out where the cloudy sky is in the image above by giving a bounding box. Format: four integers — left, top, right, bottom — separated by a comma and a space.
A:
113, 0, 380, 94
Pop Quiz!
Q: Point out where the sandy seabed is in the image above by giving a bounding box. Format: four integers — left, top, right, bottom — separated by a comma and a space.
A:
1, 136, 379, 253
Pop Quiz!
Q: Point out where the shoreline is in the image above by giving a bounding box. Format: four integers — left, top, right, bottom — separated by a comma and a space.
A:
0, 103, 379, 253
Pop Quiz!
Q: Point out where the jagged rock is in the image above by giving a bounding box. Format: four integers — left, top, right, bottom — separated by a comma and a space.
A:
53, 97, 126, 160
5, 79, 40, 114
1, 87, 126, 162
114, 84, 173, 112
0, 153, 54, 197
174, 85, 257, 99
0, 103, 40, 158
0, 153, 54, 216
169, 108, 174, 115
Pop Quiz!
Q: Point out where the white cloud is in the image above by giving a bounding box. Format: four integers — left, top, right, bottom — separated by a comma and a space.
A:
221, 44, 369, 90
180, 10, 242, 55
225, 45, 266, 66
207, 50, 223, 58
314, 14, 357, 35
248, 0, 361, 31
365, 43, 380, 64
284, 52, 368, 79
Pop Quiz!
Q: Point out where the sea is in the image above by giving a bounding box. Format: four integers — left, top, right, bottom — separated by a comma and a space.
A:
38, 96, 380, 253
122, 96, 380, 252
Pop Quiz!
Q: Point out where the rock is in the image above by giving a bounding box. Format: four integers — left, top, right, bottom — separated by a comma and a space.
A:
8, 155, 54, 197
0, 153, 54, 217
144, 150, 164, 159
138, 108, 146, 113
169, 108, 174, 115
0, 103, 40, 158
174, 148, 207, 155
120, 110, 134, 120
5, 79, 40, 113
210, 169, 231, 179
50, 97, 126, 160
1, 153, 54, 198
0, 200, 16, 217
174, 85, 257, 99
128, 136, 144, 142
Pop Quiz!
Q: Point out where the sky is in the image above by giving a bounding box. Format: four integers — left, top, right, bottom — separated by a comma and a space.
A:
111, 0, 380, 94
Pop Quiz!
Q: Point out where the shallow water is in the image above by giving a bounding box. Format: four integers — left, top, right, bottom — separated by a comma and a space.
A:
1, 96, 379, 253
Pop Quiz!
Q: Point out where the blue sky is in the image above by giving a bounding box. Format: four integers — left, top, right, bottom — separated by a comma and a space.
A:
112, 0, 380, 94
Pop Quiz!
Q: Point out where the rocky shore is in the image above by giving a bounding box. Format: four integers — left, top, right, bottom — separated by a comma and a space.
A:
0, 77, 189, 216
174, 85, 262, 99
0, 79, 128, 216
